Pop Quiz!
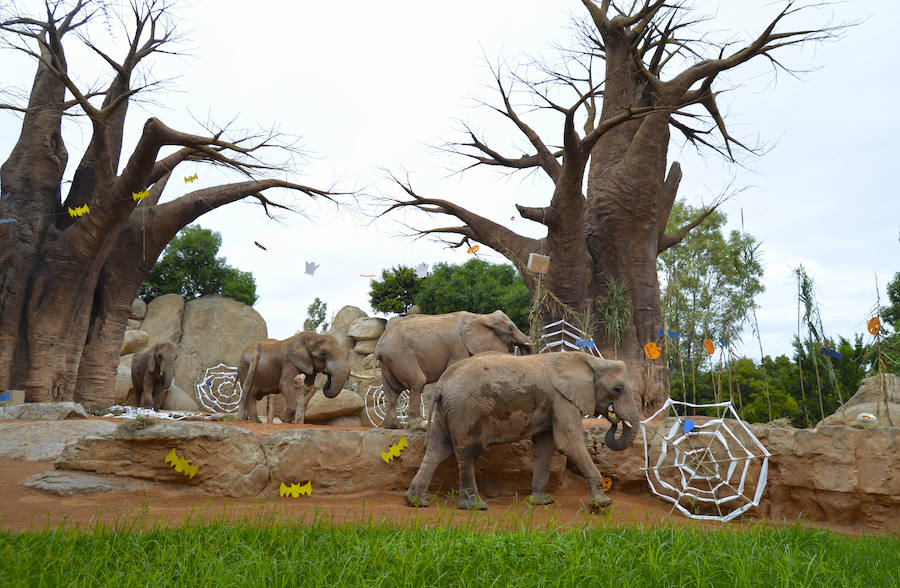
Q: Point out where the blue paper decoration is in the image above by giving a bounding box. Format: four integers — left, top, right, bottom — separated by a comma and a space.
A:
683, 419, 695, 434
575, 338, 596, 349
718, 338, 728, 348
0, 391, 9, 402
0, 218, 17, 224
657, 329, 679, 340
820, 348, 844, 361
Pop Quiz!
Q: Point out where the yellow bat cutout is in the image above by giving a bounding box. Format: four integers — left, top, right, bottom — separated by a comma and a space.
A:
280, 481, 312, 497
184, 173, 198, 183
67, 204, 90, 217
164, 448, 199, 479
381, 437, 409, 463
132, 189, 149, 201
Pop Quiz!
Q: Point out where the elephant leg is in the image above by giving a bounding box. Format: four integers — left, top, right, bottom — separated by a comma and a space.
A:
405, 433, 453, 508
553, 424, 610, 511
380, 380, 403, 430
527, 431, 556, 506
140, 372, 155, 409
154, 384, 169, 412
456, 445, 487, 511
404, 372, 428, 432
278, 367, 300, 424
291, 375, 307, 424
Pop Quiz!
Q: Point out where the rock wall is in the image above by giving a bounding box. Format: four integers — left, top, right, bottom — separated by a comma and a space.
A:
115, 295, 267, 411
587, 420, 900, 531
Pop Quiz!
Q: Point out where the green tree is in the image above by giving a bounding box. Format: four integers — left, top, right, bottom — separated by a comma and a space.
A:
139, 226, 257, 305
415, 259, 531, 331
370, 266, 421, 315
884, 272, 900, 328
303, 298, 329, 333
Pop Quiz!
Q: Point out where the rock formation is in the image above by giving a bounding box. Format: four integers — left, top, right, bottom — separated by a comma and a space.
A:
818, 374, 900, 428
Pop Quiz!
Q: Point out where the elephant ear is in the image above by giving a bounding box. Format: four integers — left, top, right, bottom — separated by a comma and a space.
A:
461, 314, 507, 355
145, 348, 157, 372
286, 335, 315, 374
547, 353, 597, 417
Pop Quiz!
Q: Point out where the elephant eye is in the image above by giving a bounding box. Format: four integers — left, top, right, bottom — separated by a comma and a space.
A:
612, 385, 623, 397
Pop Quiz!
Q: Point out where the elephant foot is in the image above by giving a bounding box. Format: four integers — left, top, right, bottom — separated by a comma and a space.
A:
404, 491, 430, 508
526, 492, 554, 506
458, 491, 487, 511
588, 494, 613, 512
405, 417, 427, 432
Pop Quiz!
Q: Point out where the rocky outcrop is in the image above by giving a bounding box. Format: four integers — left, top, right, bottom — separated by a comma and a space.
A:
174, 295, 267, 396
161, 384, 200, 411
818, 374, 900, 428
0, 402, 88, 421
305, 389, 364, 423
0, 420, 117, 461
130, 298, 147, 320
141, 294, 185, 347
328, 306, 368, 359
23, 470, 160, 496
120, 330, 149, 355
55, 420, 269, 498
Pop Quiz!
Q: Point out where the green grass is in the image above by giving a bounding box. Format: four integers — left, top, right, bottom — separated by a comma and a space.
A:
1, 515, 897, 587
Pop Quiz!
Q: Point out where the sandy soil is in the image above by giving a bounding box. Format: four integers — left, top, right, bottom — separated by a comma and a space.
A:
0, 419, 871, 535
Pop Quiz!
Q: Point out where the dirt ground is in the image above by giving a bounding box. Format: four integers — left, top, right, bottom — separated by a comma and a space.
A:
0, 419, 871, 535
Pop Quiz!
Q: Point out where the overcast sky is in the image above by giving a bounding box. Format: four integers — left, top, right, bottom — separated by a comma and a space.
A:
2, 1, 897, 359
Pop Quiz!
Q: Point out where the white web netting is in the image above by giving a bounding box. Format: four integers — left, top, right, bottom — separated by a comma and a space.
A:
640, 398, 771, 522
364, 384, 424, 427
538, 319, 604, 357
196, 363, 243, 413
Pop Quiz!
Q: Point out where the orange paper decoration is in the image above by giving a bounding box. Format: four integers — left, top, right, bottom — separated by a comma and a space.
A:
467, 245, 480, 254
867, 317, 881, 335
703, 338, 715, 355
643, 342, 661, 360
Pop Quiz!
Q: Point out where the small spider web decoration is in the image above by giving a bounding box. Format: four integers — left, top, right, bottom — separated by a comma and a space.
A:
364, 384, 425, 427
196, 363, 243, 413
640, 398, 770, 522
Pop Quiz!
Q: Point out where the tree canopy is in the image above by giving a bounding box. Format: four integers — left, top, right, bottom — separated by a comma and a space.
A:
303, 297, 329, 333
369, 266, 421, 315
139, 226, 257, 305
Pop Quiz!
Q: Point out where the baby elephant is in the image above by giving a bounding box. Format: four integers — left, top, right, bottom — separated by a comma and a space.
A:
405, 351, 639, 511
129, 341, 178, 410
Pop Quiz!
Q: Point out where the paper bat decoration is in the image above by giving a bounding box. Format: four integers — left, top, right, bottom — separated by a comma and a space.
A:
132, 189, 149, 201
467, 245, 479, 254
254, 241, 267, 251
381, 437, 409, 463
415, 263, 429, 278
184, 173, 198, 183
68, 204, 90, 217
575, 338, 595, 349
718, 338, 728, 349
280, 481, 312, 497
305, 261, 319, 276
0, 218, 17, 224
360, 274, 375, 278
703, 338, 715, 355
643, 342, 661, 360
164, 448, 199, 479
656, 329, 679, 340
821, 347, 844, 361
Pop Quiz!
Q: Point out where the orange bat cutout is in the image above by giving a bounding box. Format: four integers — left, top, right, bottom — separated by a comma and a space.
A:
601, 475, 613, 492
184, 173, 198, 183
643, 342, 660, 360
703, 338, 715, 355
381, 437, 409, 463
280, 481, 312, 497
132, 189, 149, 201
867, 317, 881, 335
67, 204, 90, 217
467, 245, 480, 254
164, 448, 199, 479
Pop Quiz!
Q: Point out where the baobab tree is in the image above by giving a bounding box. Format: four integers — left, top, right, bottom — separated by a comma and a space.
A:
0, 1, 335, 406
382, 1, 842, 412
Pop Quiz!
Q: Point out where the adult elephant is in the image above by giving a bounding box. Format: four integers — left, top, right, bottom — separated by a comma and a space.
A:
404, 351, 638, 512
374, 310, 534, 430
129, 341, 178, 410
237, 332, 350, 423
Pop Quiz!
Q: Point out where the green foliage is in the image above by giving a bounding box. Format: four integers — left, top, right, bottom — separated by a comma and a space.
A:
139, 225, 257, 305
597, 278, 632, 359
884, 271, 900, 328
415, 259, 531, 331
658, 202, 763, 363
369, 266, 421, 315
1, 519, 897, 586
303, 297, 329, 333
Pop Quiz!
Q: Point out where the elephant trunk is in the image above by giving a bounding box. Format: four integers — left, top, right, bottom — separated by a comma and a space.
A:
604, 401, 638, 451
322, 359, 350, 398
513, 332, 535, 355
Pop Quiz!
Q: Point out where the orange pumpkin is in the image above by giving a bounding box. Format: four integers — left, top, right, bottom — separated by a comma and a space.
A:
643, 342, 661, 359
867, 317, 881, 335
703, 338, 715, 355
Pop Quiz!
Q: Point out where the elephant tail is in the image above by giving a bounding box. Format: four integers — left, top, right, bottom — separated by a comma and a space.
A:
423, 387, 443, 452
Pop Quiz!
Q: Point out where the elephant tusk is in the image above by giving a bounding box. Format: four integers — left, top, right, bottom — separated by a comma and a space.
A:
622, 420, 633, 429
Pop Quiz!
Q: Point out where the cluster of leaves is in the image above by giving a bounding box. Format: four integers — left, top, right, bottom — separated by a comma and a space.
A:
139, 226, 257, 305
302, 298, 329, 333
369, 259, 531, 332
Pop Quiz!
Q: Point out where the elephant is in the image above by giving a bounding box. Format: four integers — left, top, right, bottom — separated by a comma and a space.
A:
373, 310, 534, 430
237, 332, 350, 423
404, 351, 639, 511
129, 341, 178, 410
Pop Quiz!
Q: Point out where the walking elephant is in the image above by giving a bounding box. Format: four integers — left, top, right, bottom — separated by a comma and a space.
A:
237, 332, 350, 423
404, 351, 639, 511
374, 310, 534, 430
129, 341, 178, 410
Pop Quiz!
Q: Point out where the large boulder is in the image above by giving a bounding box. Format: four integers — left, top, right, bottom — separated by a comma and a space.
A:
161, 384, 200, 411
130, 298, 147, 320
305, 389, 364, 423
347, 317, 386, 341
173, 295, 267, 401
327, 306, 368, 358
0, 402, 88, 421
141, 294, 185, 347
819, 374, 900, 427
55, 420, 269, 498
353, 339, 378, 355
120, 329, 149, 356
0, 420, 117, 461
114, 354, 135, 405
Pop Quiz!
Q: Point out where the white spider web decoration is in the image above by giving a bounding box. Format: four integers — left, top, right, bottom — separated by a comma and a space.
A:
364, 384, 424, 427
640, 398, 770, 522
196, 363, 243, 413
539, 319, 604, 357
